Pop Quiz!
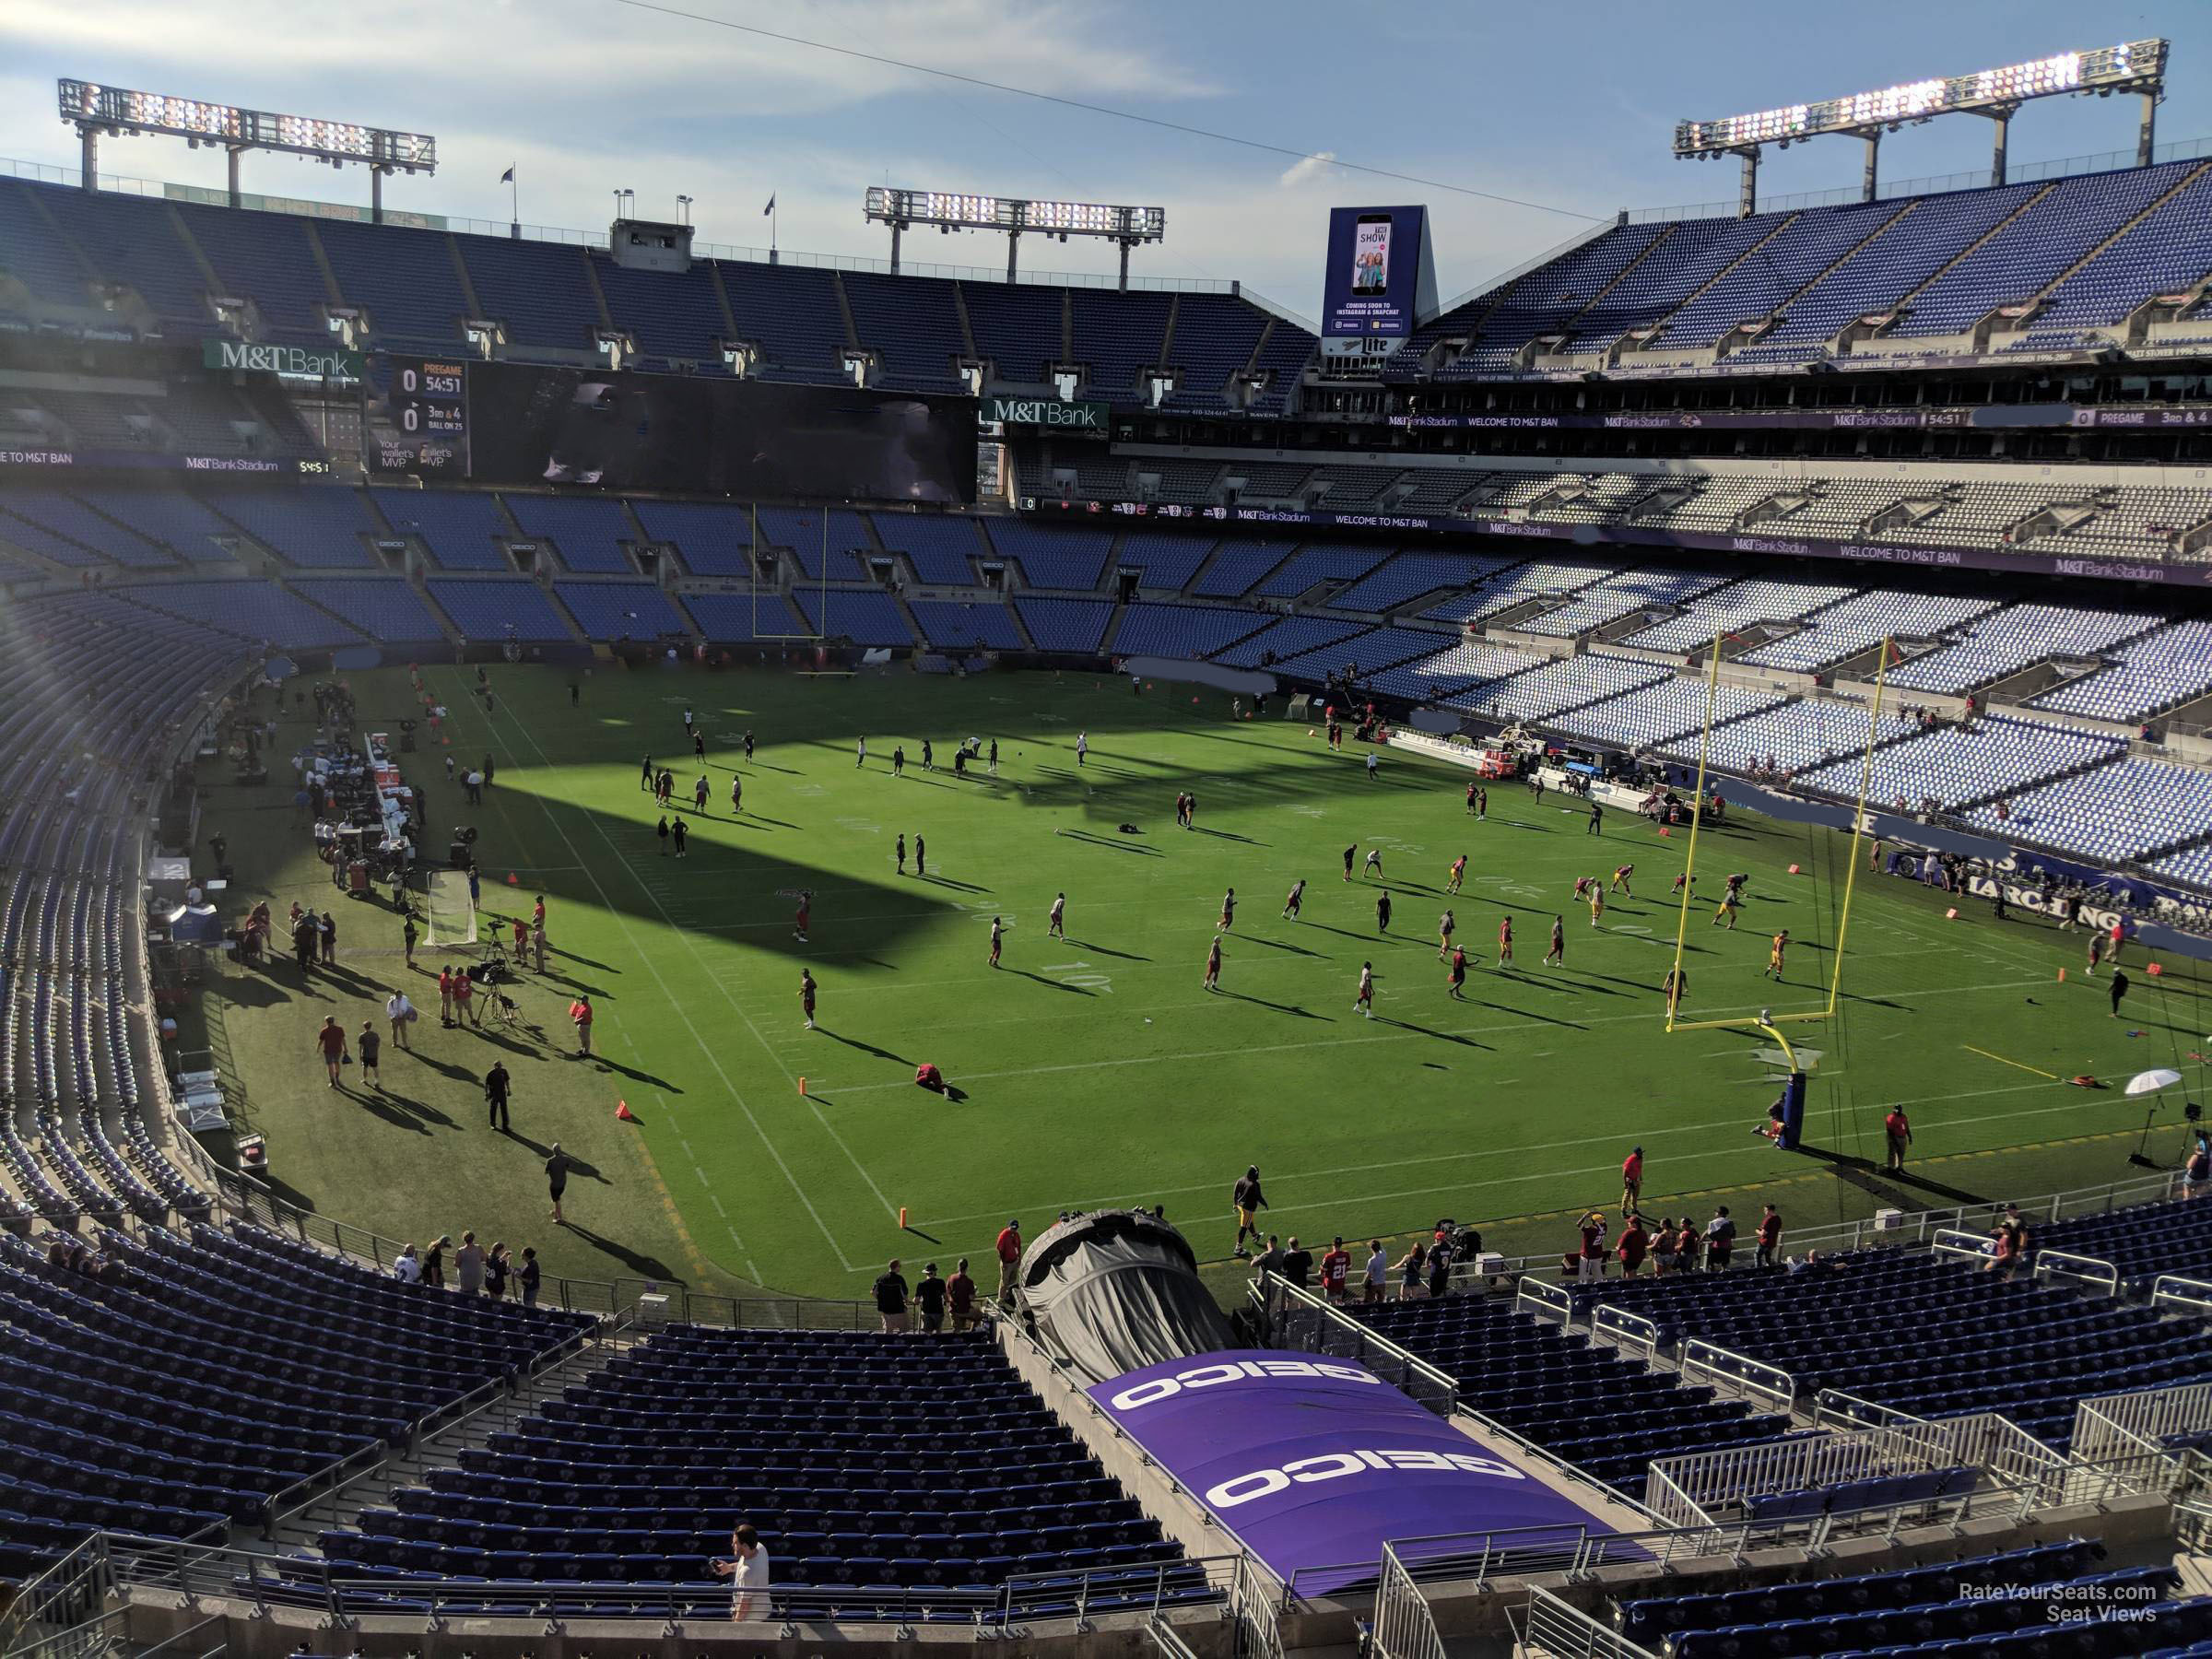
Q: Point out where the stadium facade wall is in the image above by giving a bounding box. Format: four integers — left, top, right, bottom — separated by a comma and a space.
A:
1027, 502, 2212, 589
1118, 656, 1276, 695
116, 1598, 1226, 1659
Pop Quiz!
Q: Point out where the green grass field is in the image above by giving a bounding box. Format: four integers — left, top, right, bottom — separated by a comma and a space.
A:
190, 662, 2212, 1306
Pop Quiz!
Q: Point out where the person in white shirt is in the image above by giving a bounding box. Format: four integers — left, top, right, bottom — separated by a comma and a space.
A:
712, 1524, 770, 1621
385, 990, 416, 1051
393, 1244, 422, 1284
1363, 1240, 1388, 1304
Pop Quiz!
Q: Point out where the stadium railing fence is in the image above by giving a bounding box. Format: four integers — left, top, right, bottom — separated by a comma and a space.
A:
1280, 1480, 2112, 1608
164, 1136, 877, 1327
1475, 1168, 2190, 1293
1371, 1541, 1448, 1659
2071, 1381, 2212, 1498
0, 1529, 1246, 1653
1642, 1411, 2064, 1529
1511, 1584, 1657, 1659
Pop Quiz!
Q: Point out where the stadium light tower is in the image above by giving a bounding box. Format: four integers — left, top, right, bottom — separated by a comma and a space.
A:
58, 79, 436, 222
864, 188, 1166, 288
1674, 40, 2166, 215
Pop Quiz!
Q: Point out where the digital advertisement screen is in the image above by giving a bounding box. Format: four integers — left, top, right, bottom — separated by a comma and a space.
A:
461, 365, 977, 504
368, 356, 470, 478
1320, 205, 1435, 361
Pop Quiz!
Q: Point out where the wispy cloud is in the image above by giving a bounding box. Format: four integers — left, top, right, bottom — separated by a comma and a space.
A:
1277, 151, 1338, 189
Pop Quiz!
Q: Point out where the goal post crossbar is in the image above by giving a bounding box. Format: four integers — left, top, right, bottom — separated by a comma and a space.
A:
1665, 1009, 1831, 1034
1664, 632, 1892, 1035
743, 501, 830, 642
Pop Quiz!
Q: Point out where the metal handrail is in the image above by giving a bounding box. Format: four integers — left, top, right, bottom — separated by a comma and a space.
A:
1592, 1304, 1661, 1361
1679, 1337, 1796, 1416
0, 1533, 112, 1658
1513, 1584, 1661, 1659
2031, 1248, 2121, 1298
1516, 1275, 1573, 1324
1812, 1387, 1929, 1432
1253, 1272, 1461, 1416
1371, 1541, 1445, 1659
2152, 1274, 2212, 1319
1147, 1610, 1204, 1658
262, 1437, 390, 1537
1932, 1225, 2001, 1263
79, 1529, 1241, 1630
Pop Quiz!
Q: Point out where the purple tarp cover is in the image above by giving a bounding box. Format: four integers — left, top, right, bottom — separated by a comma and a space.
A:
1088, 1349, 1621, 1595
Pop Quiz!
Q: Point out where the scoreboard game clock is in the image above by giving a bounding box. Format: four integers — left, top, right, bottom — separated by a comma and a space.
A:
371, 356, 469, 477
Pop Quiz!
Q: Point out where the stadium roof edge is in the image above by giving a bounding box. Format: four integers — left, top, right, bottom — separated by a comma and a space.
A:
0, 153, 1316, 332
1626, 131, 2212, 224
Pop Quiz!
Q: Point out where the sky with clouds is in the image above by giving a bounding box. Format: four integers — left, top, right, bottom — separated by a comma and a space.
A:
5, 0, 2210, 323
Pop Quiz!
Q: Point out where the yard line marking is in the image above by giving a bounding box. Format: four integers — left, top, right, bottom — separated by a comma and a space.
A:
1961, 1044, 2061, 1080
906, 1078, 2115, 1253
477, 676, 899, 1228
458, 676, 856, 1271
809, 973, 2053, 1097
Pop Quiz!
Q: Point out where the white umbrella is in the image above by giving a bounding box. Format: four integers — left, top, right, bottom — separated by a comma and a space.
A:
2125, 1068, 2184, 1097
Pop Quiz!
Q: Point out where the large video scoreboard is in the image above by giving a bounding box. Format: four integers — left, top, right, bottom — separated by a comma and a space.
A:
369, 357, 469, 477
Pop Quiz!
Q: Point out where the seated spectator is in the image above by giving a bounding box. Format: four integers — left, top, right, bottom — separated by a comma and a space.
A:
394, 1243, 422, 1284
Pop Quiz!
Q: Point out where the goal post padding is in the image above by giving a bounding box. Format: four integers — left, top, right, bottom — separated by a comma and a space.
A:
422, 868, 477, 947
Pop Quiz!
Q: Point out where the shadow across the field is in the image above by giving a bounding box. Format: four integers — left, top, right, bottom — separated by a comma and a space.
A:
820, 1030, 912, 1065
1011, 970, 1094, 996
351, 1087, 460, 1133
920, 874, 990, 893
222, 973, 324, 1013
1466, 998, 1587, 1030
591, 1055, 687, 1092
1059, 830, 1161, 857
1063, 938, 1147, 961
470, 787, 982, 967
1217, 988, 1331, 1020
563, 1222, 682, 1283
1301, 920, 1423, 947
1374, 1014, 1488, 1049
335, 1083, 429, 1133
1797, 1143, 1989, 1207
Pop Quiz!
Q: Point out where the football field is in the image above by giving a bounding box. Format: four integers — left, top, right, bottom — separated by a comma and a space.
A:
193, 663, 2212, 1305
